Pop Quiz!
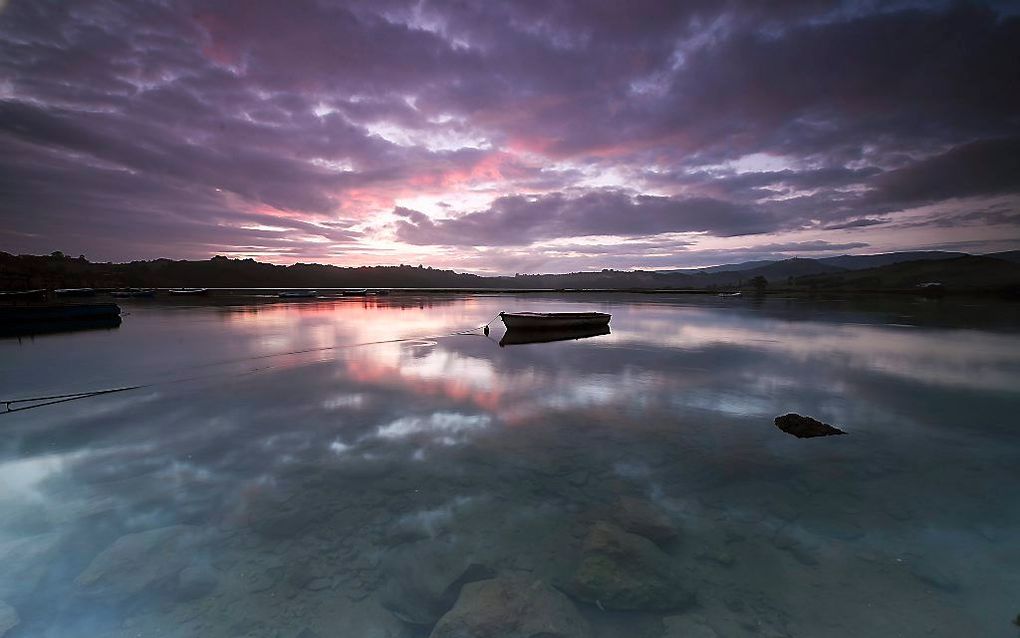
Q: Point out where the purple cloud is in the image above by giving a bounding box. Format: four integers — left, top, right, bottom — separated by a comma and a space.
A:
0, 0, 1017, 268
394, 191, 779, 246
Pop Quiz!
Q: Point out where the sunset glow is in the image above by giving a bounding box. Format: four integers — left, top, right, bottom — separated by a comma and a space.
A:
1, 1, 1018, 272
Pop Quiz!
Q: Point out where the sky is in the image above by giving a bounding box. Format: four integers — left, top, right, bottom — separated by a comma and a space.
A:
1, 0, 1019, 273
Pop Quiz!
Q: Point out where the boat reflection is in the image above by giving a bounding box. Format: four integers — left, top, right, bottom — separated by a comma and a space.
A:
499, 324, 611, 347
0, 316, 123, 338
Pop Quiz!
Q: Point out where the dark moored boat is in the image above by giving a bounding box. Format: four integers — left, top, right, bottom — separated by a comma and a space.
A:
0, 289, 48, 301
111, 288, 156, 298
500, 324, 611, 347
279, 290, 318, 298
0, 303, 122, 337
168, 288, 210, 296
55, 288, 97, 298
341, 288, 368, 296
499, 311, 611, 330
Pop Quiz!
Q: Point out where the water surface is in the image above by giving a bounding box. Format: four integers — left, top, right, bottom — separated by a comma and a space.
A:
1, 293, 1018, 637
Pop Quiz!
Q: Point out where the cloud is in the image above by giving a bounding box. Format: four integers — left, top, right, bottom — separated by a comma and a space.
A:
0, 134, 362, 260
746, 240, 870, 253
823, 217, 891, 230
394, 190, 780, 246
870, 137, 1020, 204
0, 0, 1018, 265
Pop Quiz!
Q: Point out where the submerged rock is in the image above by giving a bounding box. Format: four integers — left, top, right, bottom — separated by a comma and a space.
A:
0, 601, 18, 637
614, 496, 677, 544
380, 541, 495, 626
567, 470, 590, 487
176, 564, 219, 601
774, 413, 846, 438
662, 613, 719, 638
430, 576, 589, 638
309, 598, 411, 638
76, 525, 202, 602
572, 521, 693, 611
251, 505, 328, 539
909, 561, 960, 593
0, 533, 62, 600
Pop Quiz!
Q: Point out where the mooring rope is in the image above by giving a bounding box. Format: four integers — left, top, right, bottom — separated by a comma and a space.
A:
1, 312, 506, 416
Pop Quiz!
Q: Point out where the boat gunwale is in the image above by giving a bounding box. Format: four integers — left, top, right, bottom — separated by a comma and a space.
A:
499, 311, 612, 330
499, 311, 610, 319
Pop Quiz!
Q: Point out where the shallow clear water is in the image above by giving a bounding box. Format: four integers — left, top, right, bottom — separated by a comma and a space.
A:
1, 293, 1018, 637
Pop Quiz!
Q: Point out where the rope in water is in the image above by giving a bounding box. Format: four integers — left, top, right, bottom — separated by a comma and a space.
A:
1, 312, 506, 415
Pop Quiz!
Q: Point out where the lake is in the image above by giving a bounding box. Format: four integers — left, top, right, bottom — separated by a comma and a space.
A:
1, 293, 1018, 638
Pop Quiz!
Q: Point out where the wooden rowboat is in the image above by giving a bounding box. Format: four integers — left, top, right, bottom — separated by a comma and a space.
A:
499, 311, 611, 330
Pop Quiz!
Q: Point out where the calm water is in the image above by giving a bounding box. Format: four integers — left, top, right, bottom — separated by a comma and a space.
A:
1, 294, 1018, 637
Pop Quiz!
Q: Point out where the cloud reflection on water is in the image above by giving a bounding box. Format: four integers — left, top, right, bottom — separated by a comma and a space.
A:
0, 295, 1018, 636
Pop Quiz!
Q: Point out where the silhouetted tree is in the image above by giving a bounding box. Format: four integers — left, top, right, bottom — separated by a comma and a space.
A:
750, 275, 768, 292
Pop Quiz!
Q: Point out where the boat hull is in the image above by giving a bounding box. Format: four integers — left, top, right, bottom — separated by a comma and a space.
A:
499, 312, 611, 330
0, 289, 48, 301
0, 303, 122, 337
0, 316, 122, 337
55, 288, 97, 298
0, 303, 121, 323
111, 289, 156, 298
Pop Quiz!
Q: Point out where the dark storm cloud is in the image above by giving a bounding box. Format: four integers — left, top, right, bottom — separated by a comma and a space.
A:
870, 137, 1020, 204
666, 4, 1020, 159
0, 135, 362, 260
405, 1, 1020, 164
0, 0, 1018, 263
394, 190, 778, 246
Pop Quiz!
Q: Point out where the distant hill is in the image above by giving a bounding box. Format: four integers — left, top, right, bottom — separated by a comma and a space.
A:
796, 255, 1020, 291
670, 250, 968, 277
734, 258, 846, 280
669, 259, 776, 274
665, 258, 846, 287
0, 253, 492, 290
2, 251, 1019, 294
816, 251, 966, 269
985, 250, 1020, 264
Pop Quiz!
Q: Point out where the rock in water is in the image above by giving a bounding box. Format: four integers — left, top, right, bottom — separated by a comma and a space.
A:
306, 598, 411, 638
380, 541, 495, 626
661, 614, 719, 638
76, 525, 201, 602
429, 576, 589, 638
0, 601, 18, 637
773, 413, 845, 438
572, 522, 693, 611
614, 496, 677, 544
176, 564, 219, 601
